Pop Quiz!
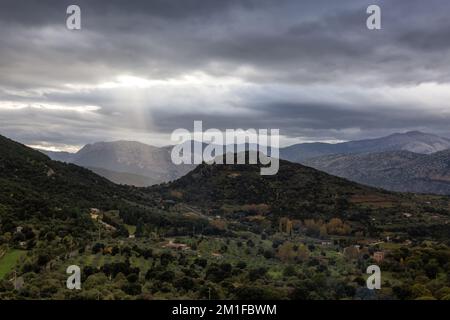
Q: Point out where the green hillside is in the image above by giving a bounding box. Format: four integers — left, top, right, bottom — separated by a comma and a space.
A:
0, 135, 152, 213
153, 155, 450, 239
0, 135, 449, 300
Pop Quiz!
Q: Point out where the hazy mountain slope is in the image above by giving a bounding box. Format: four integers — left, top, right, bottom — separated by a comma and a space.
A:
41, 140, 264, 186
403, 149, 450, 181
389, 149, 450, 194
39, 131, 450, 191
304, 150, 450, 194
87, 166, 161, 187
281, 131, 450, 162
74, 141, 182, 179
42, 141, 195, 186
39, 149, 75, 162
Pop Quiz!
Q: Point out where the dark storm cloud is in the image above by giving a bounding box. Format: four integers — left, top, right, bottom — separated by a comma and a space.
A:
1, 0, 450, 149
0, 0, 442, 86
0, 0, 264, 25
150, 99, 450, 142
2, 0, 449, 85
256, 102, 450, 137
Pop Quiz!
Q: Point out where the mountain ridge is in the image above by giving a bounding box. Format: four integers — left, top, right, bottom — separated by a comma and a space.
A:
38, 131, 450, 193
281, 131, 450, 162
40, 140, 196, 186
304, 149, 450, 194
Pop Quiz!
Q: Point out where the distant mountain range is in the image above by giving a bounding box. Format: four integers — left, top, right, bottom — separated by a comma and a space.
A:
278, 131, 450, 195
304, 149, 450, 195
280, 131, 450, 162
38, 131, 450, 194
39, 140, 258, 187
40, 140, 196, 187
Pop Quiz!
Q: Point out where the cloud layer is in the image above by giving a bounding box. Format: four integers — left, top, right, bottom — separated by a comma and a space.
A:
1, 0, 450, 150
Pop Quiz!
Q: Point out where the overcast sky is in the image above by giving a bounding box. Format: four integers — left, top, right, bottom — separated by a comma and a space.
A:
1, 0, 450, 151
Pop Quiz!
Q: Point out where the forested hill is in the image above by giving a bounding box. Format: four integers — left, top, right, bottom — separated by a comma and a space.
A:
0, 134, 152, 214
151, 154, 450, 231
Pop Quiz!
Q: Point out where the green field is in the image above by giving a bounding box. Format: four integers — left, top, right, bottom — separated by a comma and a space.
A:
0, 249, 26, 279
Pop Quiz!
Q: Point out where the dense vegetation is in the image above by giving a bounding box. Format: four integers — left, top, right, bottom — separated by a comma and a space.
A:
1, 136, 449, 300
153, 156, 450, 240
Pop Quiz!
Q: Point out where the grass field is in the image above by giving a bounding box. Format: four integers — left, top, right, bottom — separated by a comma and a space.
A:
0, 249, 26, 279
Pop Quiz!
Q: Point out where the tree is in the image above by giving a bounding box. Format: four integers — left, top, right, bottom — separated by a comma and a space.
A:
297, 244, 310, 262
320, 225, 328, 238
424, 259, 439, 279
277, 242, 309, 262
92, 243, 105, 254
276, 242, 296, 262
283, 265, 297, 277
411, 284, 433, 299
